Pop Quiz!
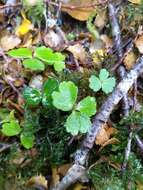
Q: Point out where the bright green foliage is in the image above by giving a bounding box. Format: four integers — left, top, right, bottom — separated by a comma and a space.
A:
42, 78, 59, 107
52, 81, 78, 111
23, 87, 41, 106
76, 96, 96, 117
35, 47, 54, 64
7, 48, 32, 58
8, 46, 65, 72
20, 133, 35, 149
1, 111, 21, 136
89, 68, 116, 94
35, 46, 65, 71
89, 75, 101, 92
65, 111, 91, 136
23, 58, 45, 71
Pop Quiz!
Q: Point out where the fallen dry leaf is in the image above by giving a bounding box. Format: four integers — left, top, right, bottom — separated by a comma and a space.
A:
99, 137, 120, 151
16, 11, 33, 36
27, 175, 48, 189
67, 44, 87, 63
52, 167, 60, 187
128, 0, 141, 4
0, 34, 21, 51
44, 30, 65, 51
123, 51, 137, 70
94, 10, 107, 29
73, 183, 87, 190
135, 34, 143, 53
58, 163, 72, 176
62, 0, 97, 21
95, 124, 118, 146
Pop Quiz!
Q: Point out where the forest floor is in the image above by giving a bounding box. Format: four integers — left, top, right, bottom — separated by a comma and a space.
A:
1, 0, 143, 190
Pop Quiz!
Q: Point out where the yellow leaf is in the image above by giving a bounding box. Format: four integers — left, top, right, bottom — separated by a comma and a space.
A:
16, 11, 33, 36
52, 167, 60, 187
27, 175, 48, 189
128, 0, 141, 4
73, 183, 87, 190
62, 0, 97, 21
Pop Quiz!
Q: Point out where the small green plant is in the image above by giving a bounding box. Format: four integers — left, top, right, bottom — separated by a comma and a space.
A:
1, 110, 36, 149
1, 110, 21, 136
89, 68, 116, 94
7, 46, 65, 72
23, 79, 96, 136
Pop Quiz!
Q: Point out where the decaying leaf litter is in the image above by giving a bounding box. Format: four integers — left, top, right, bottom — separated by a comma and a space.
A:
1, 0, 143, 189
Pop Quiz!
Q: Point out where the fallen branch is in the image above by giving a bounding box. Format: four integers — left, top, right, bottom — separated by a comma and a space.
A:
52, 56, 143, 190
135, 135, 143, 151
108, 3, 129, 116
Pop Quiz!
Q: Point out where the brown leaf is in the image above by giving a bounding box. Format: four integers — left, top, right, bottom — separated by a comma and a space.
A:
62, 0, 97, 21
0, 34, 21, 51
128, 0, 141, 4
58, 163, 72, 176
27, 175, 48, 189
123, 52, 137, 70
95, 124, 118, 146
135, 34, 143, 53
99, 137, 120, 151
44, 30, 65, 51
67, 44, 87, 63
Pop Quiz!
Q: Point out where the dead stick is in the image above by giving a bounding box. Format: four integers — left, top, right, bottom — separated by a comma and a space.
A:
108, 3, 129, 116
52, 56, 143, 190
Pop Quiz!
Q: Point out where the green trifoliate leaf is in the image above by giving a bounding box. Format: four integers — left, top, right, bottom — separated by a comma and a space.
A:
65, 111, 91, 136
52, 81, 78, 111
35, 46, 65, 71
23, 87, 42, 106
99, 69, 109, 81
7, 48, 32, 58
76, 96, 96, 117
89, 68, 116, 94
89, 75, 101, 92
23, 58, 45, 71
42, 78, 59, 107
1, 111, 21, 136
34, 46, 54, 64
20, 133, 35, 149
102, 77, 116, 94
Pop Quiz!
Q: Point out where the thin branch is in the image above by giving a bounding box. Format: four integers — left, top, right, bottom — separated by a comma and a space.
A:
122, 131, 133, 171
108, 3, 129, 116
135, 135, 143, 151
0, 3, 22, 9
52, 56, 143, 190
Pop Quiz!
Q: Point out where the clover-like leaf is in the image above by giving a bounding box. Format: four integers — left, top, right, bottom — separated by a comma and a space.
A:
65, 111, 91, 136
99, 68, 109, 81
1, 111, 21, 136
23, 58, 45, 71
76, 96, 96, 117
102, 77, 116, 94
89, 75, 101, 92
89, 68, 116, 94
34, 46, 54, 64
7, 48, 32, 58
23, 87, 42, 106
20, 133, 35, 149
52, 81, 78, 111
42, 78, 59, 107
53, 53, 65, 72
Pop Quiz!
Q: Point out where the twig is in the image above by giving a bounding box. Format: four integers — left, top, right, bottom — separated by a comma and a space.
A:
108, 3, 129, 116
0, 3, 22, 9
135, 134, 143, 151
122, 131, 133, 171
52, 56, 143, 190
